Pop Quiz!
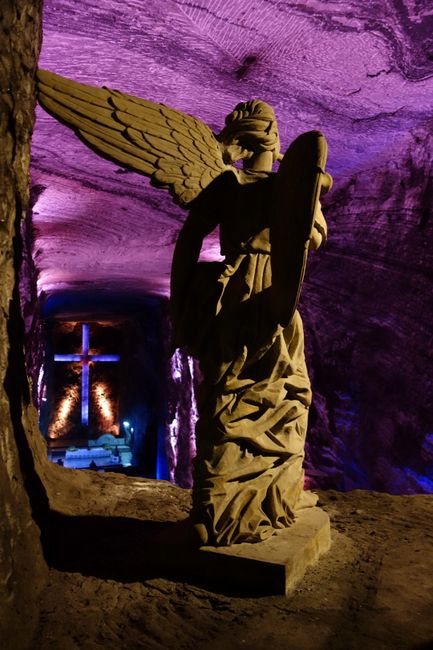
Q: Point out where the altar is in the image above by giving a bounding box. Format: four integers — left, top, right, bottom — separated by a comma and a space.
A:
48, 433, 133, 469
40, 319, 168, 479
64, 447, 114, 469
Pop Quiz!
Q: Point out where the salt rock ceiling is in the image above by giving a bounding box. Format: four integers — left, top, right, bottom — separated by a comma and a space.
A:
30, 0, 433, 493
31, 0, 433, 311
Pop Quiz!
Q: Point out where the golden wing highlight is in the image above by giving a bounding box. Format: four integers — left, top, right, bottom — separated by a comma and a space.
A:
36, 69, 232, 207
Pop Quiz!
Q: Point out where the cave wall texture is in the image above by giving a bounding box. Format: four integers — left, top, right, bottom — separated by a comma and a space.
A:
302, 123, 433, 493
0, 0, 432, 644
29, 0, 433, 493
0, 1, 47, 647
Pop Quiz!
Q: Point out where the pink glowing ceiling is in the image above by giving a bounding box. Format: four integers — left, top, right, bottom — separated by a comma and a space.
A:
31, 0, 433, 313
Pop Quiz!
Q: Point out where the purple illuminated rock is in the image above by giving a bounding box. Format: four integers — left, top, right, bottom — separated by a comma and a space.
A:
303, 123, 433, 494
27, 0, 433, 494
31, 0, 433, 301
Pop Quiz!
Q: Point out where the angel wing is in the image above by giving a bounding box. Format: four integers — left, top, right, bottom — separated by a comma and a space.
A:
36, 69, 236, 207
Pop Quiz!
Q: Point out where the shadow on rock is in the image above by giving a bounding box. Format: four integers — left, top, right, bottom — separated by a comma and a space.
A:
42, 512, 274, 597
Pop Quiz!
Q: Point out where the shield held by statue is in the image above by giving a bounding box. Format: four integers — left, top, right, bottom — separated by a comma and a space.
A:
270, 130, 332, 327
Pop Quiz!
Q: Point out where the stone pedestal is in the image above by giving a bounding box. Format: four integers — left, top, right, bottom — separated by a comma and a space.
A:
199, 507, 331, 595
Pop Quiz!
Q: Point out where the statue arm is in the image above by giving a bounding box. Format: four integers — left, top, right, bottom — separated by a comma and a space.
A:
170, 172, 235, 329
169, 206, 219, 330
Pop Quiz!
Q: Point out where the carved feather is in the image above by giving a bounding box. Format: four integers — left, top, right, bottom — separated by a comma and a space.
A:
37, 69, 236, 207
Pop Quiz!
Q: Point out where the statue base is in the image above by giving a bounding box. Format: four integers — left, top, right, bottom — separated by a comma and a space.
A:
199, 507, 331, 595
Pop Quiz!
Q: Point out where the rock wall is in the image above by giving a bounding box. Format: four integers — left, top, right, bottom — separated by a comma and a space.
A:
302, 123, 433, 494
161, 124, 433, 495
20, 183, 47, 408
167, 347, 199, 488
0, 2, 48, 648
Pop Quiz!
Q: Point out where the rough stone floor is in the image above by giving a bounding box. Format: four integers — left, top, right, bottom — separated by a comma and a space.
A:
34, 476, 433, 650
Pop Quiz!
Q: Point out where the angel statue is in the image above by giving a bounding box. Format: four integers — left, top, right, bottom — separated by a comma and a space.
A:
37, 70, 332, 547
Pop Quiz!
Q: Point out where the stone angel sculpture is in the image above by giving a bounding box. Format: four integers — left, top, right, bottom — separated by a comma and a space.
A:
37, 70, 332, 546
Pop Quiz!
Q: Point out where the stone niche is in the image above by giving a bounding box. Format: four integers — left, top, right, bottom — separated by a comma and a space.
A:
39, 311, 171, 477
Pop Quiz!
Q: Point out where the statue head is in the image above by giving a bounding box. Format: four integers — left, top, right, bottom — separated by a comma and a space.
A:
217, 100, 281, 165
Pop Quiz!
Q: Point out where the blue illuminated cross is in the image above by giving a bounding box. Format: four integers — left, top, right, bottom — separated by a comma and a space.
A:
54, 323, 120, 426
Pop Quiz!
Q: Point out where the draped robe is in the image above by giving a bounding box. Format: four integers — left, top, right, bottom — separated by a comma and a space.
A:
171, 170, 317, 546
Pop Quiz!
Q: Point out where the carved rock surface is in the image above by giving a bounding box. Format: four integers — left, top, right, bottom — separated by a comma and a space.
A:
302, 124, 433, 493
28, 0, 433, 491
3, 1, 433, 646
31, 0, 433, 298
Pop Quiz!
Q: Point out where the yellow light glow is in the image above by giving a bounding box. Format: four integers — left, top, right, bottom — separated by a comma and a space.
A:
94, 382, 112, 419
93, 382, 118, 434
49, 385, 79, 438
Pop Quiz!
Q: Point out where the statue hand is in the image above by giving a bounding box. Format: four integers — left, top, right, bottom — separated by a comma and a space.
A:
308, 201, 327, 250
